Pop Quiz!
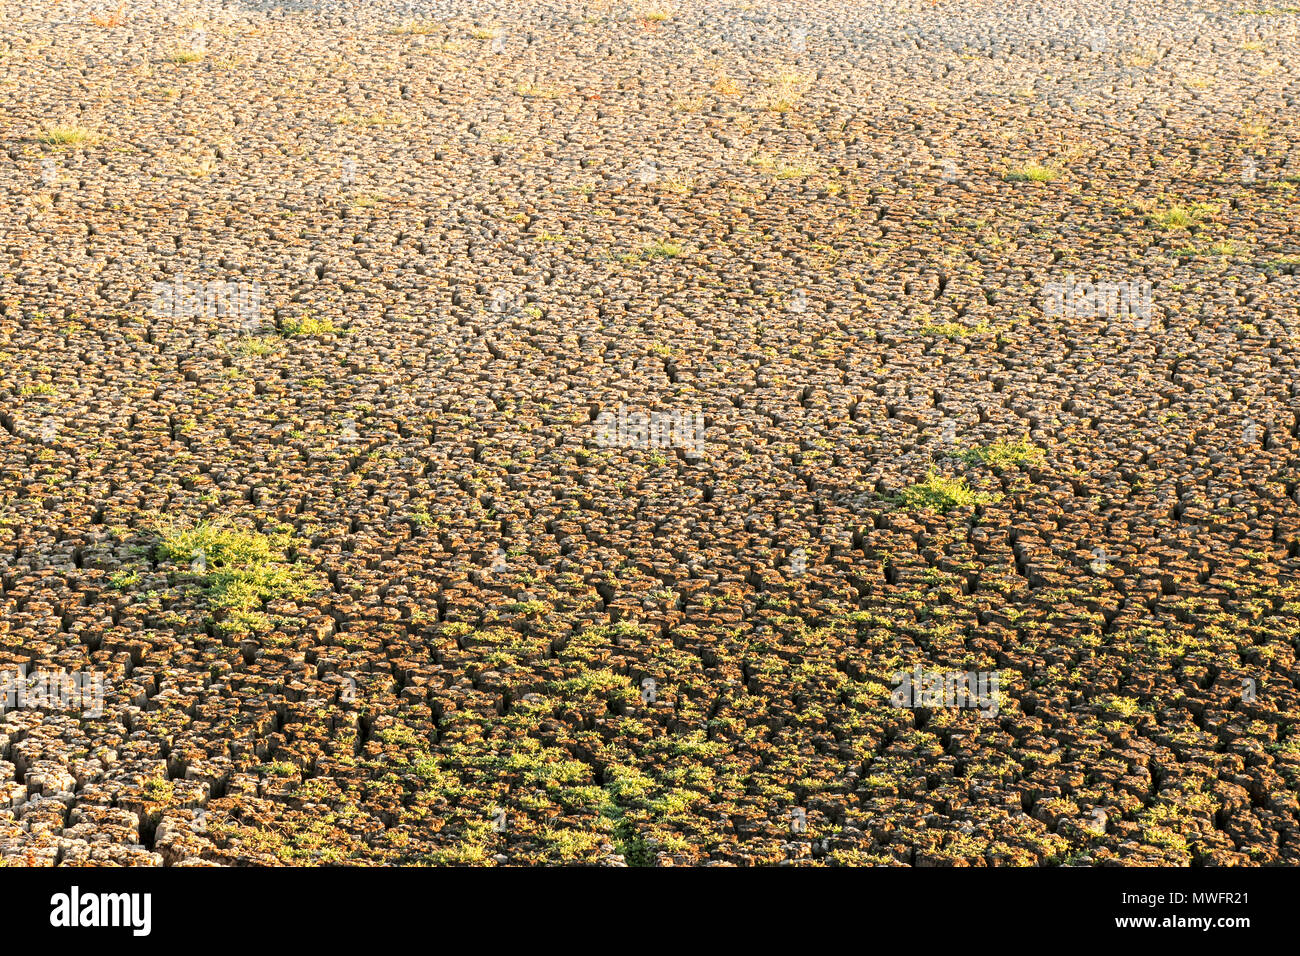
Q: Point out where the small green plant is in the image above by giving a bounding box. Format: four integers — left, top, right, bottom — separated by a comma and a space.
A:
1099, 695, 1141, 718
346, 192, 387, 208
885, 472, 1001, 514
108, 568, 141, 590
39, 125, 100, 146
233, 335, 280, 357
775, 162, 815, 180
756, 70, 810, 112
747, 152, 819, 180
1171, 239, 1242, 259
917, 320, 991, 340
961, 436, 1045, 471
507, 599, 552, 615
623, 241, 683, 262
153, 519, 318, 635
281, 315, 342, 337
1262, 255, 1300, 272
1003, 164, 1059, 183
1147, 201, 1216, 230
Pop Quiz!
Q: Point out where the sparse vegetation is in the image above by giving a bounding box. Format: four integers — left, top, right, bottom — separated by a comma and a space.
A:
885, 472, 1001, 513
961, 437, 1046, 471
2, 0, 1290, 874
168, 47, 206, 64
281, 315, 343, 337
39, 125, 100, 146
1003, 164, 1060, 183
622, 241, 684, 262
757, 70, 812, 112
233, 335, 281, 357
1147, 201, 1217, 231
917, 320, 992, 339
153, 519, 319, 636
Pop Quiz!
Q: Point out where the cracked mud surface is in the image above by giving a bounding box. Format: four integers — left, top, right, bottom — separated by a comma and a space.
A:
1, 0, 1298, 865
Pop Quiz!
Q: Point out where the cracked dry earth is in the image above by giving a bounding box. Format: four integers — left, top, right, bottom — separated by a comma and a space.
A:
0, 0, 1298, 867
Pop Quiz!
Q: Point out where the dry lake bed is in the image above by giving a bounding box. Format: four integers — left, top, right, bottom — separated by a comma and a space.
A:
0, 0, 1298, 866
